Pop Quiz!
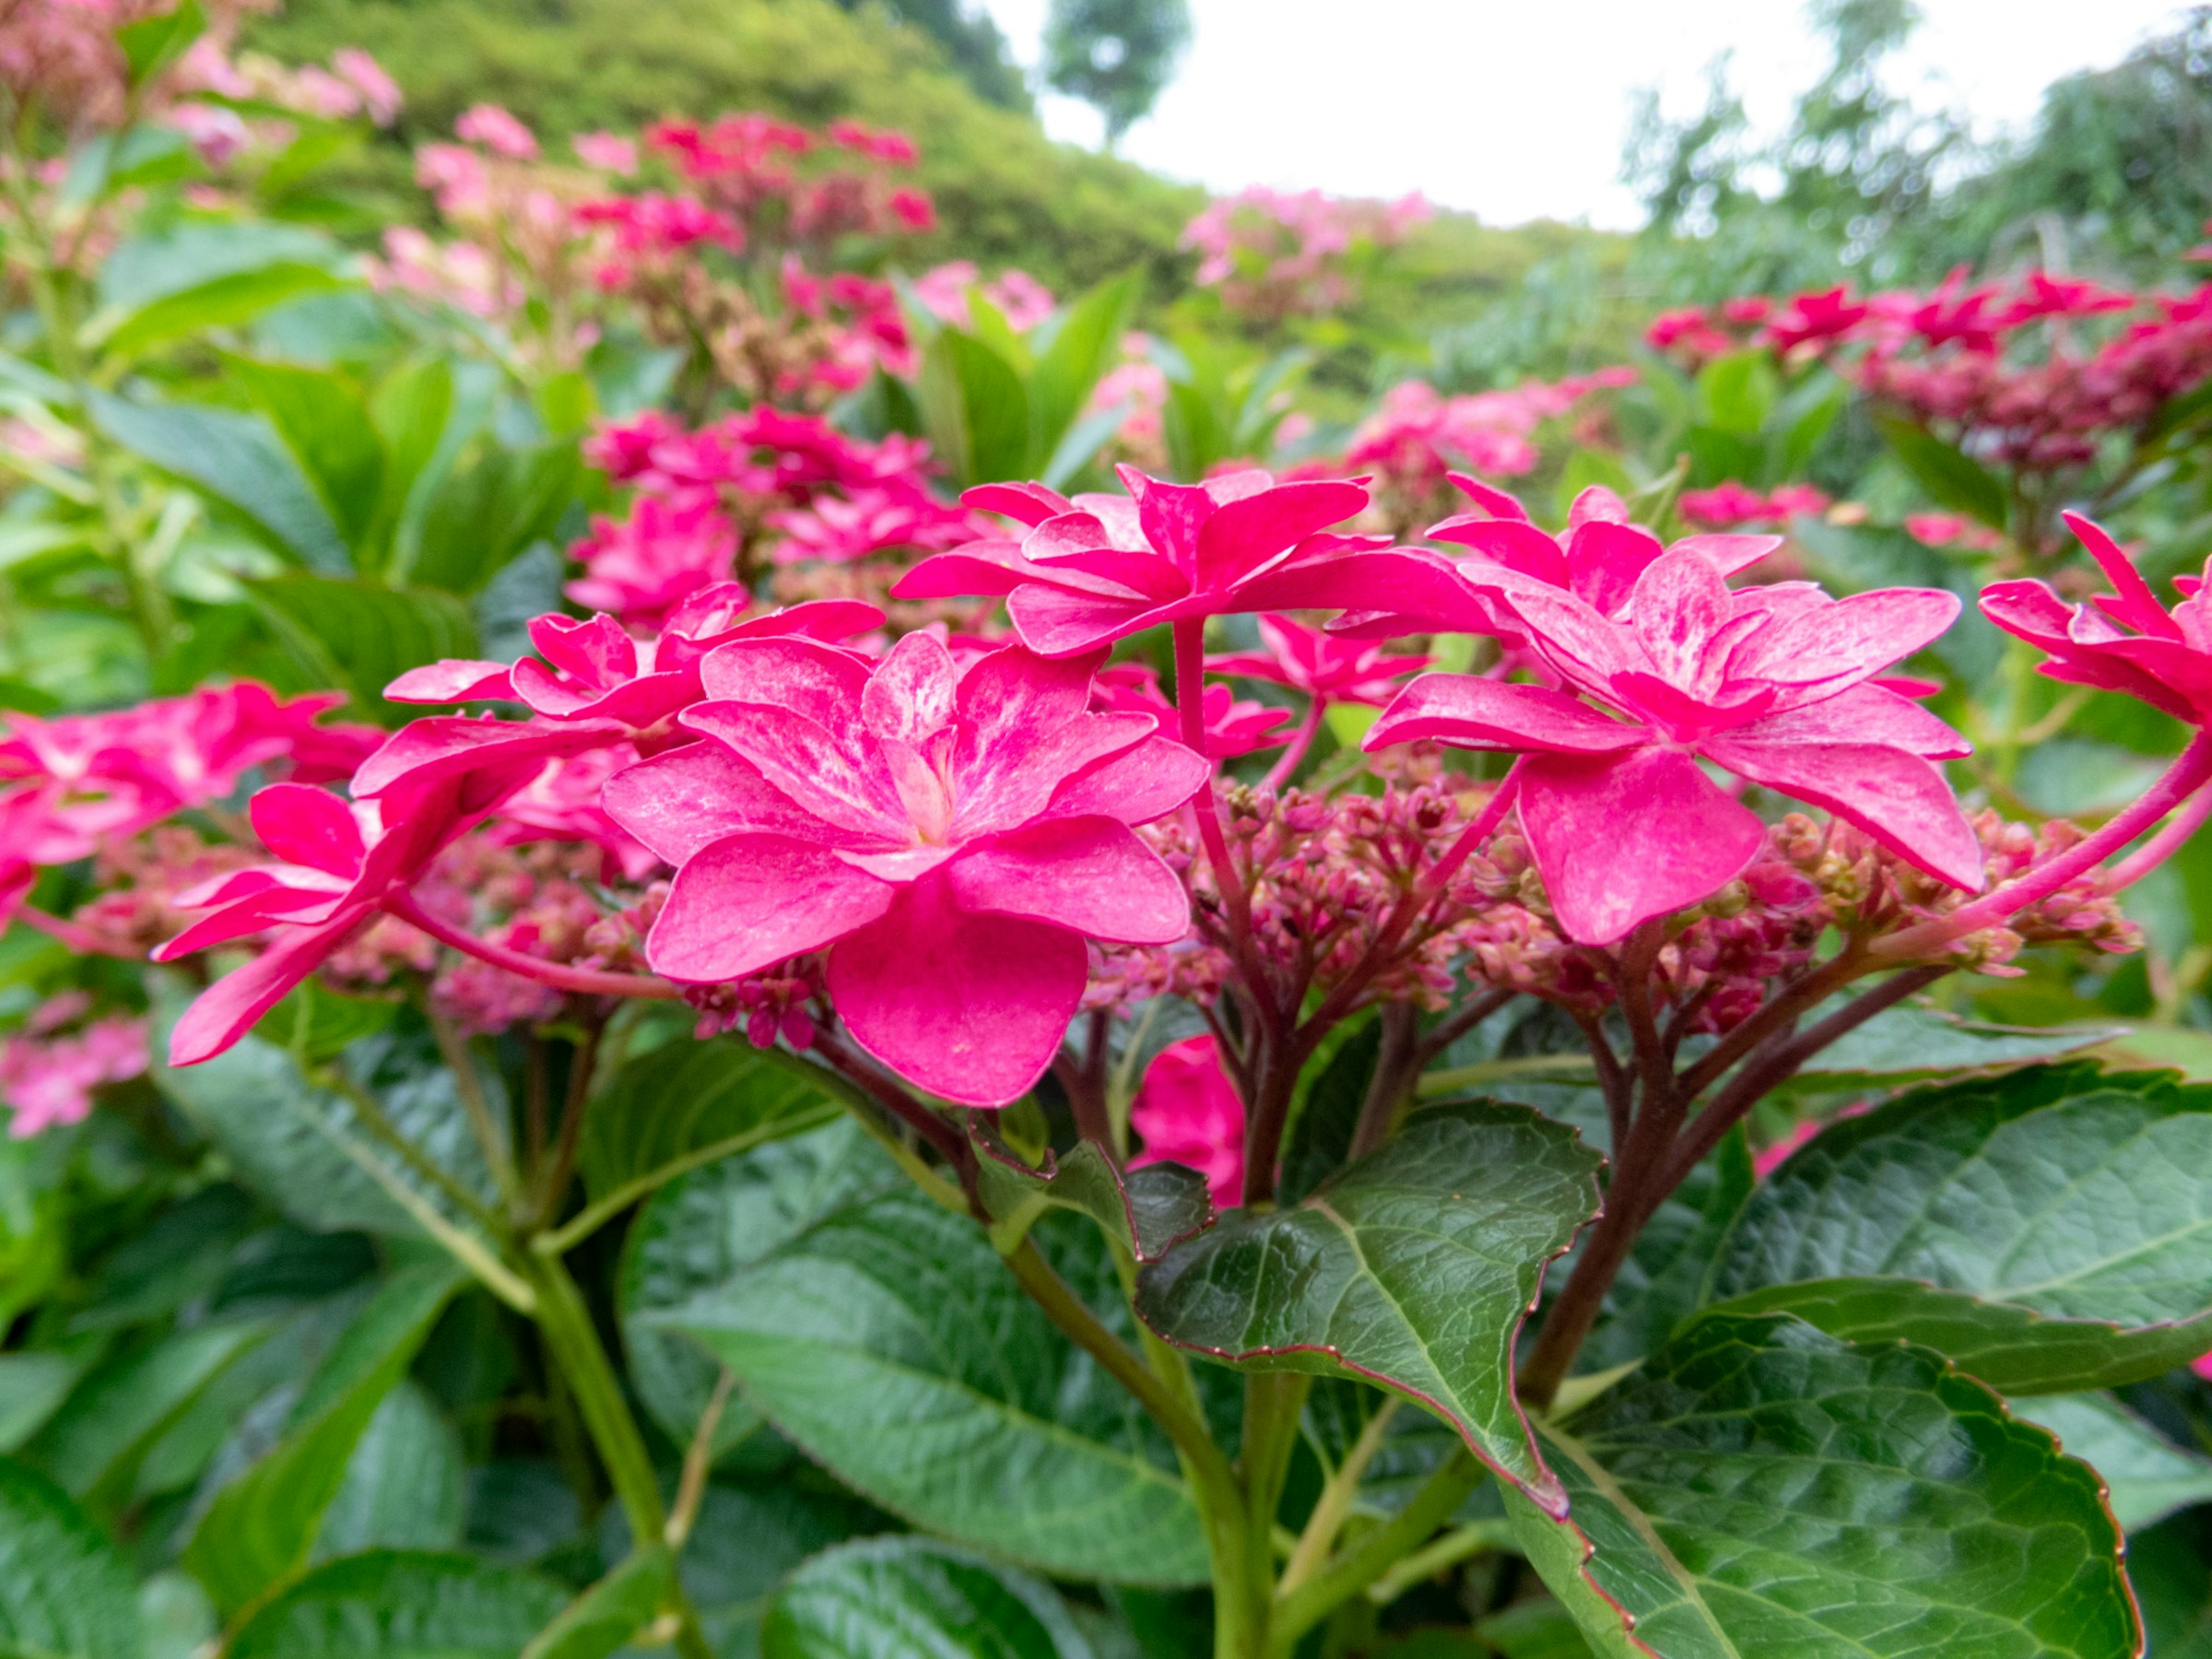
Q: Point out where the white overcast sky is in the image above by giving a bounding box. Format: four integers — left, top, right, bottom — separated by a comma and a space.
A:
976, 0, 2196, 229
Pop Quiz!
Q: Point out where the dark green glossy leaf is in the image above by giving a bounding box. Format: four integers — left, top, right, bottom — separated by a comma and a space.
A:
1700, 1064, 2212, 1392
619, 1119, 901, 1459
2018, 1393, 2212, 1533
1773, 999, 2123, 1094
1277, 1018, 1379, 1206
226, 1550, 567, 1659
660, 1477, 882, 1653
1029, 271, 1138, 477
1505, 1312, 2138, 1659
24, 1322, 268, 1503
920, 329, 1029, 488
116, 0, 205, 84
183, 1258, 465, 1614
315, 1382, 466, 1559
1877, 415, 2009, 531
655, 1177, 1209, 1584
0, 1351, 88, 1454
518, 1545, 671, 1659
0, 1458, 141, 1659
1582, 1127, 1752, 1372
2128, 1510, 2212, 1656
225, 357, 386, 548
578, 1037, 839, 1207
761, 1536, 1095, 1659
969, 1117, 1212, 1262
88, 392, 350, 574
251, 575, 478, 723
1135, 1100, 1603, 1512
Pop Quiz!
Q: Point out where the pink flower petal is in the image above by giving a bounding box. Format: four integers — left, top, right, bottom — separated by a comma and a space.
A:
1671, 532, 1784, 575
1368, 674, 1647, 753
1006, 584, 1159, 656
961, 481, 1077, 526
250, 782, 365, 876
681, 703, 901, 840
698, 637, 874, 743
1194, 479, 1368, 590
1630, 548, 1735, 688
826, 877, 1087, 1105
891, 543, 1035, 600
1725, 587, 1960, 692
385, 660, 516, 703
603, 742, 848, 864
1045, 735, 1211, 825
648, 832, 894, 982
1702, 736, 1986, 891
1518, 748, 1766, 943
1564, 521, 1665, 616
1428, 517, 1570, 584
947, 816, 1189, 944
168, 906, 375, 1066
1444, 471, 1531, 521
1726, 685, 1971, 759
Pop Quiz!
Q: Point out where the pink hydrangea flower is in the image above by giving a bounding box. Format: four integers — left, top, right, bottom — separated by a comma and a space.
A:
1981, 512, 2212, 724
572, 130, 639, 174
1093, 662, 1291, 760
602, 633, 1210, 1103
330, 48, 402, 124
1369, 547, 1983, 943
0, 1010, 147, 1137
1207, 613, 1430, 707
1129, 1034, 1245, 1206
568, 495, 739, 629
455, 102, 537, 159
895, 468, 1444, 656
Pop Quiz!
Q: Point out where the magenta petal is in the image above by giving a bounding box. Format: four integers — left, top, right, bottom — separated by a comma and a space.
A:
680, 703, 900, 840
1444, 471, 1531, 521
1978, 580, 2077, 650
1727, 686, 1971, 759
1703, 736, 1985, 891
250, 782, 364, 876
1234, 548, 1474, 619
1047, 734, 1214, 825
1566, 486, 1630, 528
1518, 748, 1766, 944
649, 832, 894, 982
890, 543, 1034, 600
947, 816, 1189, 944
963, 481, 1077, 526
2065, 512, 2180, 640
1132, 473, 1217, 571
603, 742, 843, 864
1670, 533, 1784, 575
698, 637, 872, 738
1368, 674, 1646, 754
1194, 480, 1368, 591
1006, 584, 1159, 656
1429, 517, 1569, 583
1728, 587, 1961, 689
1630, 548, 1734, 687
1564, 521, 1665, 616
351, 717, 625, 801
168, 907, 374, 1065
385, 660, 515, 703
826, 877, 1087, 1106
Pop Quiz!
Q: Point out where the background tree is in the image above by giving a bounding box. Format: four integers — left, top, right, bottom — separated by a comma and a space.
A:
1043, 0, 1193, 147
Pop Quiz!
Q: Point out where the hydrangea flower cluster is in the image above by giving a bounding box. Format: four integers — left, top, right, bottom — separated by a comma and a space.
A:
1182, 185, 1430, 318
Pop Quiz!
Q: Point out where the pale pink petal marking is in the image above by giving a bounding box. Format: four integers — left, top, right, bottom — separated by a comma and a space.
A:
1367, 674, 1647, 754
647, 832, 894, 982
946, 816, 1190, 944
1703, 736, 1986, 891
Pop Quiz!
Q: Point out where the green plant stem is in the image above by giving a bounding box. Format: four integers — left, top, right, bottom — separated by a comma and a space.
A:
519, 1251, 714, 1659
429, 1011, 520, 1209
1361, 1519, 1517, 1607
1271, 1449, 1483, 1651
1278, 1399, 1399, 1597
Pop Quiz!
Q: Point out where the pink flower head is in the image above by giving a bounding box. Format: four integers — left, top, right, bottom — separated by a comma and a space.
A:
1093, 662, 1291, 760
1764, 286, 1869, 355
330, 49, 402, 125
455, 102, 537, 159
1370, 549, 1982, 943
603, 634, 1211, 1103
827, 120, 920, 165
1, 1010, 147, 1138
568, 495, 738, 629
388, 591, 883, 731
573, 130, 639, 174
1982, 512, 2212, 724
895, 467, 1441, 656
165, 721, 618, 1065
1129, 1034, 1245, 1206
1208, 614, 1429, 707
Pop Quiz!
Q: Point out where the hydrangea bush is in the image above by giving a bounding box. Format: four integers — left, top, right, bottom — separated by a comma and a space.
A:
12, 6, 2212, 1658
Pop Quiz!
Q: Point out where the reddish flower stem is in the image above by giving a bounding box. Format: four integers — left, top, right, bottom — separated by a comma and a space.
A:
1874, 730, 2212, 959
1260, 696, 1327, 793
18, 903, 141, 960
383, 888, 688, 1002
2110, 778, 2212, 889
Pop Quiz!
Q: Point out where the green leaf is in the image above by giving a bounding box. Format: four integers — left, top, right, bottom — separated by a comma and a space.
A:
24, 1322, 269, 1503
224, 357, 387, 549
1877, 415, 2010, 531
920, 330, 1029, 489
1772, 998, 2123, 1095
1698, 1064, 2212, 1392
314, 1382, 466, 1559
762, 1536, 1096, 1659
0, 1457, 141, 1659
2128, 1510, 2212, 1656
366, 359, 455, 577
1135, 1100, 1602, 1512
1277, 1018, 1378, 1206
250, 575, 478, 722
519, 1545, 672, 1659
0, 1351, 93, 1454
618, 1119, 903, 1462
1505, 1312, 2139, 1659
1028, 271, 1138, 475
183, 1257, 465, 1615
115, 0, 205, 84
226, 1551, 568, 1659
968, 1117, 1213, 1262
406, 442, 582, 594
577, 1037, 839, 1209
257, 980, 399, 1065
94, 265, 349, 360
1694, 348, 1777, 439
88, 392, 350, 574
2016, 1393, 2212, 1533
662, 1479, 879, 1653
654, 1182, 1209, 1584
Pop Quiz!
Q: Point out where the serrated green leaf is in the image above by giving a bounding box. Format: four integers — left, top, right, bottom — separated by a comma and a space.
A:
519, 1545, 671, 1659
1135, 1100, 1602, 1512
1877, 415, 2010, 531
655, 1181, 1209, 1584
88, 392, 350, 574
969, 1117, 1212, 1261
1772, 998, 2122, 1094
183, 1257, 465, 1615
1505, 1312, 2138, 1659
226, 1550, 568, 1659
762, 1536, 1096, 1659
1698, 1064, 2212, 1391
577, 1037, 839, 1208
618, 1119, 903, 1463
250, 575, 477, 722
2018, 1393, 2212, 1533
224, 357, 386, 548
0, 1458, 141, 1659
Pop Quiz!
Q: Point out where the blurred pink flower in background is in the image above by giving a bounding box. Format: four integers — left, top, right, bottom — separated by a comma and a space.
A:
1129, 1033, 1245, 1206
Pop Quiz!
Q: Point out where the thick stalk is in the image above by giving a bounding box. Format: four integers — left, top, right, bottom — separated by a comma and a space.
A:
1271, 1449, 1483, 1651
1876, 731, 2212, 959
1238, 1037, 1304, 1208
520, 1252, 714, 1659
1347, 1003, 1422, 1159
2111, 779, 2212, 889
